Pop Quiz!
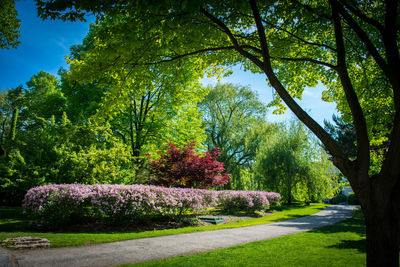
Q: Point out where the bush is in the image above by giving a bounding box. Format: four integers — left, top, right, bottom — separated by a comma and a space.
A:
330, 193, 347, 204
217, 190, 281, 213
22, 184, 281, 227
147, 141, 230, 189
347, 193, 359, 205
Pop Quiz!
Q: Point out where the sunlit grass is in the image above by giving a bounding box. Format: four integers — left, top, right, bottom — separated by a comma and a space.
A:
127, 212, 367, 267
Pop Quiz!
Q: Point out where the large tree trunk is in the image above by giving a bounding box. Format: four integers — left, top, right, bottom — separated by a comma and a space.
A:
358, 173, 400, 267
365, 216, 399, 266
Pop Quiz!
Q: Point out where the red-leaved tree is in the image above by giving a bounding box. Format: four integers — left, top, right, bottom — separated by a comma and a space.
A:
146, 141, 230, 189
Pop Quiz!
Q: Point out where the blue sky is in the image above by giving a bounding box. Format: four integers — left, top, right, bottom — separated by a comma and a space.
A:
0, 0, 91, 89
0, 0, 337, 126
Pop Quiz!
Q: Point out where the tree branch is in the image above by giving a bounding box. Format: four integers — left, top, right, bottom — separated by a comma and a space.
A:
248, 0, 353, 177
271, 56, 338, 69
142, 45, 261, 65
262, 19, 337, 52
199, 6, 264, 70
290, 0, 332, 20
330, 0, 370, 177
380, 0, 400, 185
382, 0, 400, 110
332, 0, 392, 86
338, 0, 384, 32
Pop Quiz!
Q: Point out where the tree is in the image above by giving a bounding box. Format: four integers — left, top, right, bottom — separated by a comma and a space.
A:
254, 120, 338, 204
324, 115, 357, 159
35, 1, 400, 265
24, 71, 67, 122
147, 141, 230, 189
199, 83, 270, 189
0, 0, 21, 49
0, 87, 24, 156
61, 21, 208, 173
0, 73, 135, 205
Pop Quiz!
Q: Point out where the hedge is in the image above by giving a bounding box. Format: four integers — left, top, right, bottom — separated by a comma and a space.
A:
23, 184, 281, 227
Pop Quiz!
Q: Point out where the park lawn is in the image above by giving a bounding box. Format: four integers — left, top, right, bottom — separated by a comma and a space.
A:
127, 212, 366, 267
0, 203, 328, 248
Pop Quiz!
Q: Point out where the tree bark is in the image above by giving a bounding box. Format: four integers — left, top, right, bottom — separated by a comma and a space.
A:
365, 217, 399, 267
357, 171, 400, 267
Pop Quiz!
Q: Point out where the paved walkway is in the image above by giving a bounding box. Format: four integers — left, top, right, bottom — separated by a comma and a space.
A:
4, 205, 357, 267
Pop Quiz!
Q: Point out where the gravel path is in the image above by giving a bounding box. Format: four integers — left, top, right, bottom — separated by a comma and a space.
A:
4, 205, 357, 267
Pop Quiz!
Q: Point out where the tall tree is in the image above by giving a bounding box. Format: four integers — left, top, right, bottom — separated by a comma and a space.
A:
199, 83, 269, 189
324, 114, 357, 159
0, 0, 21, 49
0, 86, 25, 157
36, 1, 400, 265
0, 73, 135, 205
254, 120, 338, 204
24, 71, 67, 122
61, 20, 208, 172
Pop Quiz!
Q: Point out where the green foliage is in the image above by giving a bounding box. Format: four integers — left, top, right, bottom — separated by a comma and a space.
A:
25, 71, 67, 121
0, 87, 24, 156
330, 193, 348, 204
254, 120, 339, 204
8, 108, 18, 141
0, 0, 21, 49
0, 73, 135, 205
324, 115, 357, 159
0, 114, 135, 205
324, 115, 384, 176
49, 123, 135, 185
199, 83, 272, 189
34, 0, 399, 176
347, 193, 359, 205
61, 21, 209, 172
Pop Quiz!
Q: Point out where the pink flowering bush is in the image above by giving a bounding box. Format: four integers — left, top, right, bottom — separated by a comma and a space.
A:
22, 184, 281, 227
23, 184, 217, 227
217, 190, 282, 213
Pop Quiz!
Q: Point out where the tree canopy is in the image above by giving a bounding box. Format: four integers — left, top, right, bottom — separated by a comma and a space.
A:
0, 0, 21, 49
199, 83, 271, 189
255, 120, 338, 204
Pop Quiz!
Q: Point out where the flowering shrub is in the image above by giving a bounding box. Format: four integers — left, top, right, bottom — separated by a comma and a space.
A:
23, 184, 217, 226
147, 141, 231, 189
22, 184, 281, 227
217, 190, 282, 213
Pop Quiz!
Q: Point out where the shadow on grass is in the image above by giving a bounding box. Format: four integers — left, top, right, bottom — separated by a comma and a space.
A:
0, 206, 27, 220
0, 206, 197, 235
312, 211, 366, 253
0, 206, 32, 232
313, 212, 366, 235
327, 239, 366, 253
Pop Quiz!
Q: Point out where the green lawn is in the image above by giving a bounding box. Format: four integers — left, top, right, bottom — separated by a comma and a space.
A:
0, 203, 327, 248
126, 212, 366, 267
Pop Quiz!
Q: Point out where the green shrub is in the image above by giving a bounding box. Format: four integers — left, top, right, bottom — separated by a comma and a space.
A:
347, 193, 359, 205
331, 193, 347, 204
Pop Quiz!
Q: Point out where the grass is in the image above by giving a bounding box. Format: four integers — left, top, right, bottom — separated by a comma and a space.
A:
0, 203, 328, 248
125, 212, 367, 267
